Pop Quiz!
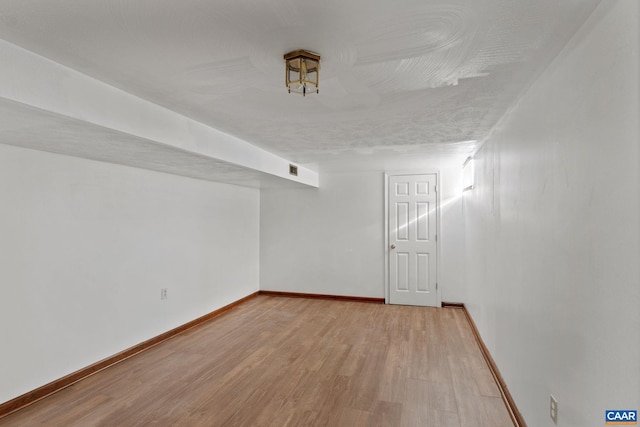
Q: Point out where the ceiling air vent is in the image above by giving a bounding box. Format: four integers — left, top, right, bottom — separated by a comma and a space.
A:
289, 164, 298, 176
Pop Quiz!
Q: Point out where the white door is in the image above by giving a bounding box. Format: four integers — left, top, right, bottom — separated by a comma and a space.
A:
387, 173, 439, 306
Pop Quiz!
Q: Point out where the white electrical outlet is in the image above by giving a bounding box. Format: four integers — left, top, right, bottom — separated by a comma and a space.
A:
160, 288, 168, 300
550, 394, 558, 424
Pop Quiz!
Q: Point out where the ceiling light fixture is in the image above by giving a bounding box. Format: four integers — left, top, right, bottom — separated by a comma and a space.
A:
284, 50, 320, 96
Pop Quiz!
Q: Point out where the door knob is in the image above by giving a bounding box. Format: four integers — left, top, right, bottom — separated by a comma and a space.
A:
390, 244, 396, 249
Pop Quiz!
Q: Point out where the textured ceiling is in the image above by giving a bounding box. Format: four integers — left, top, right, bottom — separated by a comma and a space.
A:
0, 0, 601, 179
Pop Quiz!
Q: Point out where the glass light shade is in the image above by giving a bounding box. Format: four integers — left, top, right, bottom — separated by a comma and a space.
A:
284, 50, 320, 96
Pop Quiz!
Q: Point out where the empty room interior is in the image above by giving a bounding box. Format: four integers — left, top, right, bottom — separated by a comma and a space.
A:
0, 1, 638, 426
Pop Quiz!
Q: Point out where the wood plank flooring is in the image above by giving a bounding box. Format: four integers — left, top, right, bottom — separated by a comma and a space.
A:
0, 295, 514, 427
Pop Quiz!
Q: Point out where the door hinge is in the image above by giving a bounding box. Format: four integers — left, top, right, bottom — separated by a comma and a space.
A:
436, 282, 438, 290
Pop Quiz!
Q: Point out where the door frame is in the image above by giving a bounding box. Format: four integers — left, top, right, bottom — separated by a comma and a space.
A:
384, 170, 442, 306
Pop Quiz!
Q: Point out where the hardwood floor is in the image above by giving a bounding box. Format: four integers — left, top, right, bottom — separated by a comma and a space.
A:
0, 295, 514, 427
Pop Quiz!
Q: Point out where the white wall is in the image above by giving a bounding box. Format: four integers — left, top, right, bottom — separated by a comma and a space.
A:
0, 144, 260, 403
260, 167, 466, 301
260, 172, 384, 298
439, 166, 467, 303
464, 1, 639, 425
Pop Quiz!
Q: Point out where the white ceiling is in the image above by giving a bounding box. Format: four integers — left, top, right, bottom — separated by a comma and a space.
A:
0, 0, 601, 184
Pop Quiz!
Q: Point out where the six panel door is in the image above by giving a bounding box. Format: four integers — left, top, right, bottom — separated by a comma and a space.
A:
388, 174, 438, 306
